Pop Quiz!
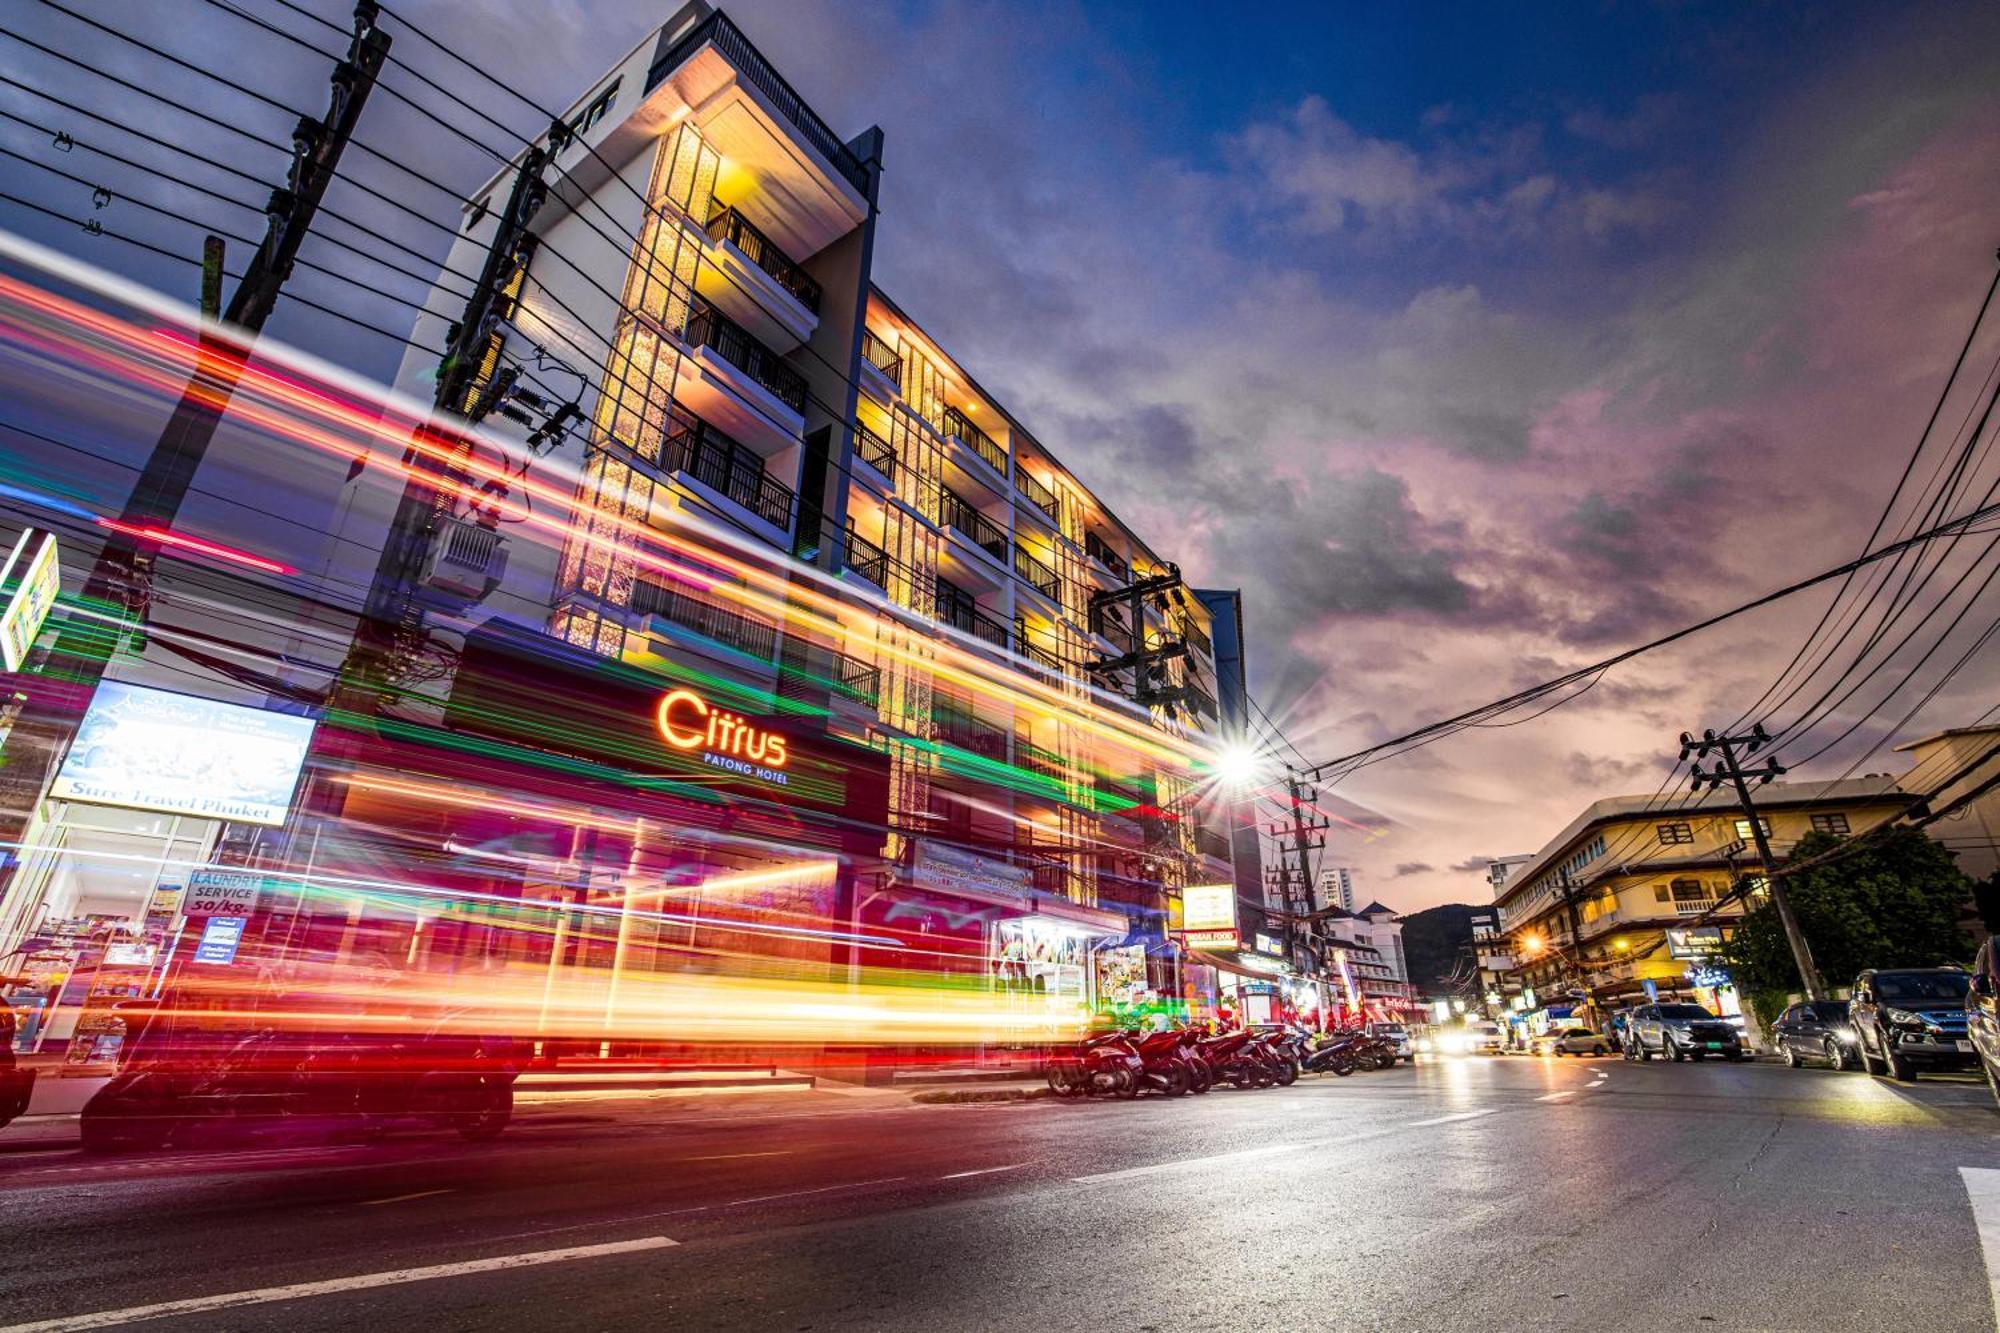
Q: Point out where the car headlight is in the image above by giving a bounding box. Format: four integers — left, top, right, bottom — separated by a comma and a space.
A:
1885, 1008, 1924, 1028
1666, 1021, 1691, 1032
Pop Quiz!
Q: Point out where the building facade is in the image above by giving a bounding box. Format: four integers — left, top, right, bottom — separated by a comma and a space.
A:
1490, 778, 1915, 1030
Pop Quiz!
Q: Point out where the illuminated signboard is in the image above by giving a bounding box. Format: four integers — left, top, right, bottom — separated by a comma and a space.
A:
1666, 926, 1724, 959
51, 682, 317, 826
656, 688, 788, 782
1181, 882, 1237, 933
1182, 927, 1240, 949
0, 529, 59, 672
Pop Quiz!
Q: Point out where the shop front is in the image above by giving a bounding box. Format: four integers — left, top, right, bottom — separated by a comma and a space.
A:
0, 680, 317, 1061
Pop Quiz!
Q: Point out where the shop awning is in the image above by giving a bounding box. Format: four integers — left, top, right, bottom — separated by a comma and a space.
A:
1187, 947, 1293, 981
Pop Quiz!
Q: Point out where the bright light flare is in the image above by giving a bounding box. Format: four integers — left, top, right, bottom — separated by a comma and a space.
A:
94, 517, 296, 575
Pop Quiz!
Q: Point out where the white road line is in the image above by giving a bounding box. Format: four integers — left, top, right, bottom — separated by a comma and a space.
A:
1534, 1091, 1578, 1102
1072, 1142, 1303, 1184
725, 1176, 905, 1207
1408, 1109, 1497, 1127
1962, 1167, 2000, 1323
0, 1237, 677, 1333
940, 1163, 1025, 1179
359, 1189, 453, 1207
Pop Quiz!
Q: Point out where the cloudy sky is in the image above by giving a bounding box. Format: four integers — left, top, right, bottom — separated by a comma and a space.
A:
5, 1, 1999, 912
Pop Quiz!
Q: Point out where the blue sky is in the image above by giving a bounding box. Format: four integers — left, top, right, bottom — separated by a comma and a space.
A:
2, 1, 1997, 908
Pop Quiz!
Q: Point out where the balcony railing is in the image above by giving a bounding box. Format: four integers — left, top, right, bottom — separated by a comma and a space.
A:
1673, 899, 1718, 916
632, 577, 778, 660
779, 637, 881, 706
854, 420, 897, 481
1184, 683, 1219, 722
684, 297, 808, 413
1089, 605, 1134, 656
1015, 468, 1060, 523
1015, 620, 1063, 673
860, 328, 901, 389
938, 487, 1007, 562
1084, 530, 1129, 580
705, 204, 822, 313
1184, 622, 1213, 658
1017, 743, 1067, 782
941, 406, 1007, 475
658, 404, 795, 528
1013, 544, 1061, 601
650, 10, 871, 193
935, 708, 1008, 760
936, 580, 1010, 649
843, 522, 888, 587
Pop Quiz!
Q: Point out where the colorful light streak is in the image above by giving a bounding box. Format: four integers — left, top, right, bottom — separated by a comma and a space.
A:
92, 516, 297, 575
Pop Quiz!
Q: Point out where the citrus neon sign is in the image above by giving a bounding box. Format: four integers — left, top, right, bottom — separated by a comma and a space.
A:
655, 689, 788, 769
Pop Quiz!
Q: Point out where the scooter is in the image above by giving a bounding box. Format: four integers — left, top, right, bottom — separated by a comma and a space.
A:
1131, 1029, 1194, 1097
1303, 1031, 1367, 1077
1197, 1029, 1279, 1089
1045, 1031, 1144, 1099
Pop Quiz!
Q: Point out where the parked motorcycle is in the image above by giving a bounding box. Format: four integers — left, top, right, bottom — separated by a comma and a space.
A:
1249, 1026, 1307, 1086
1198, 1028, 1280, 1089
1131, 1030, 1194, 1097
1303, 1031, 1367, 1077
1045, 1031, 1144, 1099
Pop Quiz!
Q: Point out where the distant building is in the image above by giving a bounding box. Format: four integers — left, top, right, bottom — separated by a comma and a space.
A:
1895, 724, 2000, 882
1318, 866, 1356, 913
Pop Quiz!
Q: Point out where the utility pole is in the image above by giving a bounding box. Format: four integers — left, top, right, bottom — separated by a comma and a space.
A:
0, 8, 389, 851
336, 133, 551, 707
1683, 724, 1826, 1001
1086, 563, 1189, 714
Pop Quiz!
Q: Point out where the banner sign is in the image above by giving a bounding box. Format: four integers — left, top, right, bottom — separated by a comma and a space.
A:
1181, 882, 1237, 933
1666, 925, 1725, 959
183, 869, 266, 917
193, 915, 246, 965
907, 841, 1031, 900
0, 529, 59, 672
51, 682, 316, 826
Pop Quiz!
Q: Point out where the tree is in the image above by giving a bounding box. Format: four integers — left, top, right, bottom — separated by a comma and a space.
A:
1723, 828, 1974, 1022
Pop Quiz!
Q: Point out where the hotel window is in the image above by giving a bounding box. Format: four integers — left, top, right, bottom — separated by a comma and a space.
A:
1656, 822, 1693, 845
1810, 812, 1850, 835
1732, 817, 1770, 841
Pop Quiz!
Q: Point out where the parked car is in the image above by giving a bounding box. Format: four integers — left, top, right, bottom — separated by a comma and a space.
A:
0, 1002, 34, 1130
1534, 1026, 1610, 1057
1967, 939, 2000, 1108
1624, 1002, 1745, 1062
1772, 1000, 1860, 1070
1850, 967, 1973, 1082
1367, 1022, 1416, 1064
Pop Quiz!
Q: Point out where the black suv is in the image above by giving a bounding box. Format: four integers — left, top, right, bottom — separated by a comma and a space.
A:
1772, 999, 1860, 1070
1850, 968, 1973, 1081
1625, 1002, 1745, 1062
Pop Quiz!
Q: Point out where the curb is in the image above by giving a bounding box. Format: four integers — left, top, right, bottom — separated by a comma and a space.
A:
910, 1087, 1051, 1104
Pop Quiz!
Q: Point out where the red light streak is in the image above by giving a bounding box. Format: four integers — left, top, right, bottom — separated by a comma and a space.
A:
94, 517, 296, 575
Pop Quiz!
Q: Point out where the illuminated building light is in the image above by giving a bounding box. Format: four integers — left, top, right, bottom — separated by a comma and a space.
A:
94, 517, 296, 575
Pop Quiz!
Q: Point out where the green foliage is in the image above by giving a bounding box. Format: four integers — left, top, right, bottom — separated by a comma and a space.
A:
1722, 828, 1974, 1007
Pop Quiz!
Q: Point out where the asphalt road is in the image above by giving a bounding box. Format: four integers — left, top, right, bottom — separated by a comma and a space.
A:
4, 1054, 1999, 1332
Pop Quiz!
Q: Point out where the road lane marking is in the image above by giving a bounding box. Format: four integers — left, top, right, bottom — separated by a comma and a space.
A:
1408, 1109, 1496, 1126
1535, 1091, 1578, 1102
725, 1176, 905, 1207
1961, 1167, 2000, 1323
1072, 1143, 1303, 1184
941, 1164, 1025, 1179
0, 1237, 678, 1333
687, 1151, 794, 1161
360, 1189, 454, 1207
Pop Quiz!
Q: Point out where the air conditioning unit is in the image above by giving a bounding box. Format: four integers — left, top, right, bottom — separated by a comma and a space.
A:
419, 517, 508, 601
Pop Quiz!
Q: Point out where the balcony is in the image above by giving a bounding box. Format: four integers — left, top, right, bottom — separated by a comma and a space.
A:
938, 486, 1007, 564
1084, 530, 1129, 581
1015, 619, 1063, 673
1184, 683, 1219, 723
649, 10, 870, 194
860, 328, 901, 399
677, 298, 808, 450
706, 204, 821, 312
633, 576, 778, 661
1015, 468, 1060, 525
843, 523, 888, 588
779, 637, 881, 707
1184, 622, 1213, 659
854, 420, 897, 483
935, 707, 1008, 761
1673, 899, 1718, 916
1089, 604, 1135, 656
1017, 743, 1067, 784
942, 406, 1007, 476
658, 405, 795, 530
936, 579, 1011, 650
1013, 544, 1061, 602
